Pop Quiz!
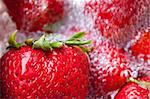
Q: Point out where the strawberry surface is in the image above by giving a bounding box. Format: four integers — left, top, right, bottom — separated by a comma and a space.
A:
130, 30, 150, 61
115, 77, 150, 99
84, 0, 149, 46
3, 0, 64, 32
89, 40, 131, 97
0, 32, 90, 98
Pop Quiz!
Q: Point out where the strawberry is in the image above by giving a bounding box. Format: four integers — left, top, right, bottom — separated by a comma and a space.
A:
3, 0, 64, 32
115, 77, 150, 99
130, 30, 150, 61
0, 31, 91, 98
84, 0, 149, 45
89, 40, 131, 97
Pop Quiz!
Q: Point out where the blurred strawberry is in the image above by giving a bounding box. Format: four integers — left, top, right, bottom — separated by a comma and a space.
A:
89, 40, 131, 97
3, 0, 64, 33
115, 77, 150, 99
84, 0, 149, 45
130, 30, 150, 61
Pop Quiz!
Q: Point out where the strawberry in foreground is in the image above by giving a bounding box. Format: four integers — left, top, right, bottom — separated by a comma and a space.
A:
3, 0, 64, 32
0, 31, 91, 98
89, 40, 131, 97
115, 77, 150, 99
130, 30, 150, 61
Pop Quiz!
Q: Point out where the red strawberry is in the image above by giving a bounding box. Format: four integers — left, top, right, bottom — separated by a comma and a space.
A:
0, 31, 91, 98
115, 77, 150, 99
3, 0, 64, 32
84, 0, 149, 45
89, 40, 131, 97
130, 30, 150, 61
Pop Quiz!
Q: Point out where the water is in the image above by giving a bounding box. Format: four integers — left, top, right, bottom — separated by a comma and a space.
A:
0, 0, 149, 98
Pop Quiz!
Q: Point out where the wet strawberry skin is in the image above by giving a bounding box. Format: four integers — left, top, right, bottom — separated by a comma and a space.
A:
0, 45, 89, 98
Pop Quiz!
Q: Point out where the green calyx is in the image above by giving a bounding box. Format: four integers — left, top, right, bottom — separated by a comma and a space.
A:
66, 32, 91, 45
8, 30, 22, 48
65, 32, 92, 52
8, 31, 92, 52
128, 77, 150, 90
33, 32, 92, 51
32, 35, 63, 50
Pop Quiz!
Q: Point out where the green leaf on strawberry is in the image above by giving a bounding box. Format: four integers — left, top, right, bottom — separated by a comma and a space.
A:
1, 31, 91, 98
8, 30, 22, 48
8, 31, 92, 52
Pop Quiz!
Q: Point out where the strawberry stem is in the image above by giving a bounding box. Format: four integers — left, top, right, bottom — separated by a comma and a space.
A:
128, 78, 141, 85
50, 42, 63, 48
8, 30, 22, 48
66, 40, 91, 45
25, 38, 33, 45
65, 32, 92, 52
129, 77, 150, 90
33, 32, 92, 51
33, 35, 53, 50
68, 32, 85, 41
8, 31, 92, 52
78, 45, 92, 52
